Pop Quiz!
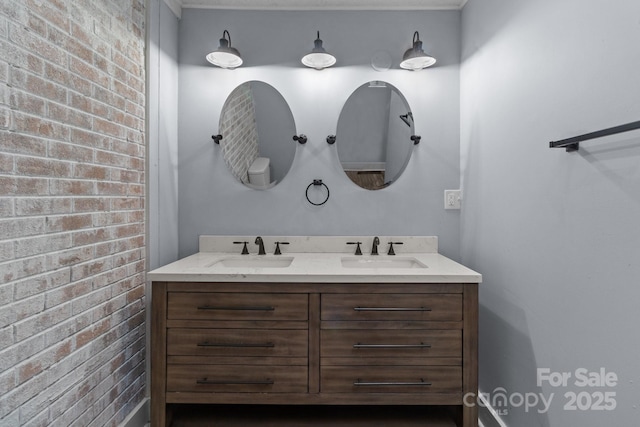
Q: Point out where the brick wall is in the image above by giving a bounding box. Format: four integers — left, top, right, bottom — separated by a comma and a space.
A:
219, 82, 258, 183
0, 1, 146, 426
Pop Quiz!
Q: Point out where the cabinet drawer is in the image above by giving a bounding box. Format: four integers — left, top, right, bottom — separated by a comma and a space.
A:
321, 366, 461, 394
168, 292, 308, 321
168, 328, 307, 357
321, 329, 461, 359
167, 364, 307, 393
322, 294, 462, 321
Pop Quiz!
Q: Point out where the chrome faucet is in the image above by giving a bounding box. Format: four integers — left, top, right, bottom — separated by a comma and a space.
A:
371, 236, 380, 255
255, 236, 266, 255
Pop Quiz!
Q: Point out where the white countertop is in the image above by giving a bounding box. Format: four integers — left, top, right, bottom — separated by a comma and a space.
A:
147, 236, 481, 284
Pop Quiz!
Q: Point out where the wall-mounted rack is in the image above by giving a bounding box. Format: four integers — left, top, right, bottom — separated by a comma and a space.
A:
549, 120, 640, 152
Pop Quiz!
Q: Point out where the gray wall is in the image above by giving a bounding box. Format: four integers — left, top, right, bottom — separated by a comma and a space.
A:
461, 0, 640, 426
177, 10, 462, 258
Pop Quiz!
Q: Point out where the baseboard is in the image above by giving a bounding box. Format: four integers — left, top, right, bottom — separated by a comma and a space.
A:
119, 398, 149, 427
477, 391, 508, 427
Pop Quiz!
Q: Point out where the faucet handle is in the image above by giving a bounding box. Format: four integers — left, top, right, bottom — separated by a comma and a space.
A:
233, 241, 250, 255
347, 241, 363, 256
387, 241, 403, 256
274, 241, 289, 255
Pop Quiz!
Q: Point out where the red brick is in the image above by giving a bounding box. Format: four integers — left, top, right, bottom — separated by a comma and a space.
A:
70, 128, 110, 150
112, 140, 142, 158
13, 112, 70, 141
15, 197, 71, 216
0, 152, 13, 172
93, 117, 124, 138
2, 133, 48, 156
17, 360, 43, 384
24, 0, 69, 31
73, 198, 108, 212
93, 85, 125, 110
0, 176, 49, 195
72, 228, 110, 246
69, 57, 109, 88
16, 156, 72, 177
46, 246, 93, 269
74, 164, 110, 180
95, 150, 128, 168
48, 141, 94, 163
12, 69, 67, 104
9, 23, 67, 66
49, 179, 95, 195
76, 318, 111, 347
111, 197, 140, 211
96, 181, 127, 195
45, 281, 92, 309
45, 213, 92, 232
15, 233, 72, 258
44, 62, 69, 87
9, 89, 46, 116
48, 26, 92, 63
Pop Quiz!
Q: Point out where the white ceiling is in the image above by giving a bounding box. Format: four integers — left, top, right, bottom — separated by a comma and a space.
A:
165, 0, 468, 17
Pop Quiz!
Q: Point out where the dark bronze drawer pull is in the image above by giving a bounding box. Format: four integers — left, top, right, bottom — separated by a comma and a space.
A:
353, 379, 432, 387
353, 343, 432, 349
197, 341, 275, 348
196, 305, 276, 311
353, 307, 432, 312
197, 378, 274, 385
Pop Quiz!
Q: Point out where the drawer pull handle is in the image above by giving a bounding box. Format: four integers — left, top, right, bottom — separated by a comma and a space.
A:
353, 379, 432, 387
197, 305, 275, 311
197, 341, 275, 348
353, 343, 432, 349
197, 378, 274, 385
353, 307, 432, 312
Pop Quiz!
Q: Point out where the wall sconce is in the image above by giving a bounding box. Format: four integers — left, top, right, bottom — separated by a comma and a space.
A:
301, 31, 336, 70
206, 30, 243, 69
400, 31, 436, 70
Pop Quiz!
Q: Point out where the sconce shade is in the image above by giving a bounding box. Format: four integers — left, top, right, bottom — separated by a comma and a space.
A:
301, 31, 336, 70
206, 30, 243, 69
400, 31, 436, 70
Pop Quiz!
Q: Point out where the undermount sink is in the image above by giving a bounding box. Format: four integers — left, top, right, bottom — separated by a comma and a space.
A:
212, 256, 294, 268
341, 257, 427, 269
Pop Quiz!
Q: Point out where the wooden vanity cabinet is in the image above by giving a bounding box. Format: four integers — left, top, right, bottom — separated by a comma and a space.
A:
151, 282, 478, 427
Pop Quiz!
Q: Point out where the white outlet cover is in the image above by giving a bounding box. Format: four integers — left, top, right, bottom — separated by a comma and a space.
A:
444, 189, 461, 210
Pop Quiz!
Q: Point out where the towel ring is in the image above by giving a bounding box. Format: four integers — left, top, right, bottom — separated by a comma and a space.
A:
305, 179, 330, 206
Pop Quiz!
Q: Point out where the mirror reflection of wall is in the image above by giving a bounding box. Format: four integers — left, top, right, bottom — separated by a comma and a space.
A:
219, 81, 296, 189
336, 81, 414, 190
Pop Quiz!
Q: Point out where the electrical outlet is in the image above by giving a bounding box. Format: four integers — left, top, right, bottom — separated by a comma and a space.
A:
444, 190, 461, 210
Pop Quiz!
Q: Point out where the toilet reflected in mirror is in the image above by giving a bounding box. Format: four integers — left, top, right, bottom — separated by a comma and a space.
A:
336, 81, 414, 190
218, 81, 296, 189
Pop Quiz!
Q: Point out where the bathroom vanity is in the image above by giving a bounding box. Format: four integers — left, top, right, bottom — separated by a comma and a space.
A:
148, 236, 481, 427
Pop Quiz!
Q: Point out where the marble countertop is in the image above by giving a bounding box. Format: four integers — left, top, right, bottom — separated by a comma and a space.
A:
147, 236, 482, 284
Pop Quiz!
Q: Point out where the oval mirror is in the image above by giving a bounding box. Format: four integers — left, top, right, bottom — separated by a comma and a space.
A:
218, 81, 296, 189
336, 81, 414, 190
